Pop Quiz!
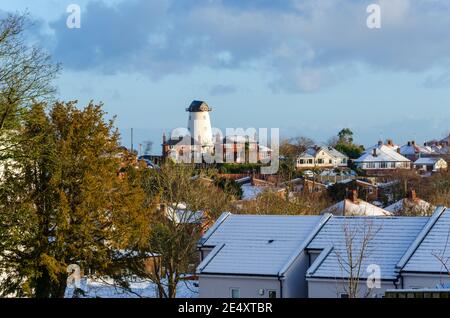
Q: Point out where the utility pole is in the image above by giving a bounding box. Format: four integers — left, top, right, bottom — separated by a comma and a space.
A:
131, 128, 134, 153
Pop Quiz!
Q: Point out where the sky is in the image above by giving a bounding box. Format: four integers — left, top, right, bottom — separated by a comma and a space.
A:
2, 0, 450, 154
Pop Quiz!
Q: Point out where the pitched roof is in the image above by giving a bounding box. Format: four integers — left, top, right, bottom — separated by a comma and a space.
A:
414, 157, 445, 165
385, 198, 434, 216
401, 208, 450, 274
322, 199, 392, 216
197, 213, 327, 276
400, 143, 433, 156
306, 216, 429, 280
355, 145, 410, 163
298, 146, 348, 160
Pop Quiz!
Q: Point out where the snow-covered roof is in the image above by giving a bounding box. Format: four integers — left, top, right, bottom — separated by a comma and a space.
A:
241, 184, 264, 200
298, 146, 348, 160
385, 198, 434, 216
306, 216, 429, 280
401, 208, 450, 274
322, 199, 392, 216
355, 145, 410, 163
414, 157, 444, 165
400, 143, 433, 156
197, 213, 327, 276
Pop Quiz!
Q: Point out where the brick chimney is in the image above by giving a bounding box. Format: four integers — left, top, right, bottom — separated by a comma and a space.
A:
411, 140, 416, 146
387, 139, 394, 147
347, 189, 358, 203
407, 189, 417, 201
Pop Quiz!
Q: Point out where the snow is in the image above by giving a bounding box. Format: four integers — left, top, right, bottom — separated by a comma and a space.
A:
65, 277, 198, 298
322, 199, 392, 216
385, 198, 434, 216
241, 184, 264, 200
355, 145, 410, 163
403, 209, 450, 273
414, 157, 441, 165
197, 214, 324, 276
307, 216, 430, 280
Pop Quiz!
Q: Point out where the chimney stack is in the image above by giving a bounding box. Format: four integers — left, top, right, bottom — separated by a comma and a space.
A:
412, 140, 416, 146
407, 189, 417, 201
407, 141, 411, 146
372, 148, 377, 157
387, 139, 393, 146
348, 189, 358, 203
378, 140, 383, 147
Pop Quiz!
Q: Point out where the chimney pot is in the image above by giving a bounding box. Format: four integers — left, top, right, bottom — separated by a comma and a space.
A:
348, 189, 358, 203
407, 189, 417, 201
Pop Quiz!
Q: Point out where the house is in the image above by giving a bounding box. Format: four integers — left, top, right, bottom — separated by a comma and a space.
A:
354, 141, 411, 175
306, 215, 430, 298
196, 213, 330, 298
321, 190, 392, 216
400, 141, 435, 161
296, 146, 348, 170
397, 207, 450, 290
413, 157, 448, 173
385, 190, 435, 216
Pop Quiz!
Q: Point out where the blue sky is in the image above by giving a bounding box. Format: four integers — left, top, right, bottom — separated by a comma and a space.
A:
2, 0, 450, 153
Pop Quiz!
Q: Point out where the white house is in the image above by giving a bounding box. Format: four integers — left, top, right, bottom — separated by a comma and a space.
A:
413, 157, 448, 173
296, 146, 348, 170
354, 141, 411, 174
196, 213, 330, 298
306, 215, 430, 298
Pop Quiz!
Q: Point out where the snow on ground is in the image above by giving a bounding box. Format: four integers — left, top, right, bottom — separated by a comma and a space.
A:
65, 277, 198, 298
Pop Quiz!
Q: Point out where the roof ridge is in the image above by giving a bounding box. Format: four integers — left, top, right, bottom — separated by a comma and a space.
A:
396, 206, 447, 270
278, 213, 333, 277
198, 212, 231, 246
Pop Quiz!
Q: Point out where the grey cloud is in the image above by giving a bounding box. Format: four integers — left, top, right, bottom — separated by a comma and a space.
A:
48, 0, 450, 92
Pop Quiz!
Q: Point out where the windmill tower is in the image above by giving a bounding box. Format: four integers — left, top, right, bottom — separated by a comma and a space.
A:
186, 100, 213, 150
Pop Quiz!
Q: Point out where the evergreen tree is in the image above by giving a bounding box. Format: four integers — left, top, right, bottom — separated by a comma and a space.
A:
0, 101, 150, 298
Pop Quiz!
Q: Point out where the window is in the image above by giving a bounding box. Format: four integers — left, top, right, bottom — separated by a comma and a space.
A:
318, 159, 324, 164
340, 293, 349, 298
230, 288, 240, 298
268, 290, 277, 298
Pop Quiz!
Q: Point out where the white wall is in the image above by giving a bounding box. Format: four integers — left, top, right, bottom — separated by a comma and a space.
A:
402, 273, 450, 289
199, 275, 280, 298
307, 278, 395, 298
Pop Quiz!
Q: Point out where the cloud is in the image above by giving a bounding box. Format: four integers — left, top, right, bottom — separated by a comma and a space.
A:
48, 0, 450, 92
209, 84, 237, 96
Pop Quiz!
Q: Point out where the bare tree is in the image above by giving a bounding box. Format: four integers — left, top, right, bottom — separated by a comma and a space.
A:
334, 219, 381, 298
132, 163, 233, 298
432, 227, 450, 282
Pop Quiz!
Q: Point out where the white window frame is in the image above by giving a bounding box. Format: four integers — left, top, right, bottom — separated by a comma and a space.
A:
230, 288, 240, 298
